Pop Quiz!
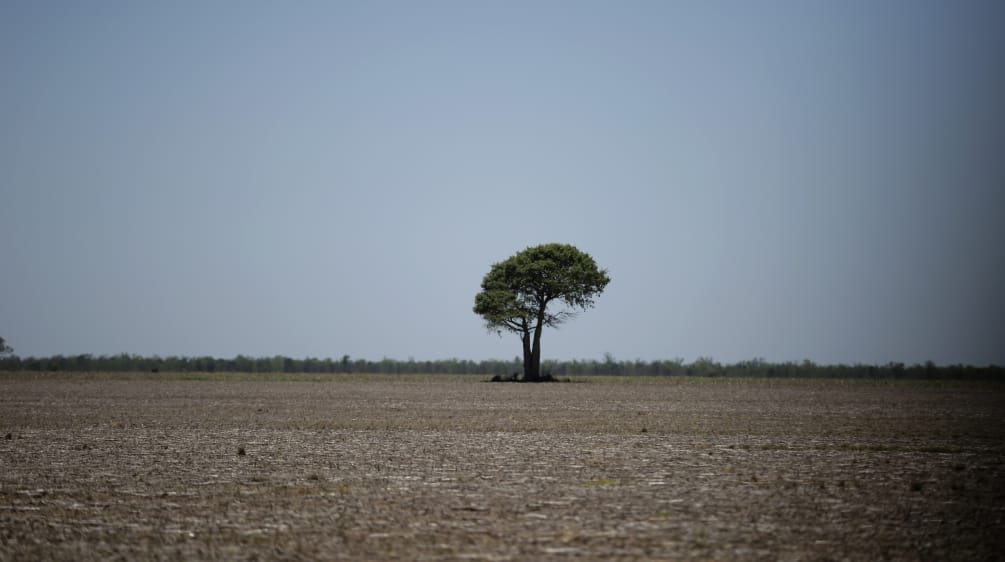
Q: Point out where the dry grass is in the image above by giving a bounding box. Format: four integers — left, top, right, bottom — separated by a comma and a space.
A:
1, 374, 1002, 560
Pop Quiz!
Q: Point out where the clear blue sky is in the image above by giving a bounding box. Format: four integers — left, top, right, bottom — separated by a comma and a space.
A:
3, 1, 1003, 365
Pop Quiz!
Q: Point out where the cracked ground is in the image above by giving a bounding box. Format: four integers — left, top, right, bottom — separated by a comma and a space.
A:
2, 374, 1003, 560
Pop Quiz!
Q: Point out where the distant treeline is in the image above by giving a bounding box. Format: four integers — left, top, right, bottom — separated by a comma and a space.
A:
0, 353, 1002, 379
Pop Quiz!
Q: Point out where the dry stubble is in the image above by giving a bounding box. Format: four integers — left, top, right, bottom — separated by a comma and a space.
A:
1, 374, 1003, 560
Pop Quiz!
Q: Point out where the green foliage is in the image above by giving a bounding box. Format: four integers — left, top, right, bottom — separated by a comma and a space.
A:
474, 243, 610, 335
0, 337, 12, 356
473, 243, 610, 378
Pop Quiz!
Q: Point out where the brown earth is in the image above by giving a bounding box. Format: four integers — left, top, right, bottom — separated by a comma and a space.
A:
1, 374, 1003, 561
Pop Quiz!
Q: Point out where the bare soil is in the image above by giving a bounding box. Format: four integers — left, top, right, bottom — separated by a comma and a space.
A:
1, 374, 1003, 560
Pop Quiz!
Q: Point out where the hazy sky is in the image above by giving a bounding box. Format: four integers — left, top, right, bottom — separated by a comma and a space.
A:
3, 1, 1003, 365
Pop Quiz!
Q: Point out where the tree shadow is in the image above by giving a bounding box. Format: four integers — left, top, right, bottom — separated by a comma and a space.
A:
488, 373, 571, 383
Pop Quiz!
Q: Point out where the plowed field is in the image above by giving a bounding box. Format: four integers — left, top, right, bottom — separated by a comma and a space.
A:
2, 374, 1003, 560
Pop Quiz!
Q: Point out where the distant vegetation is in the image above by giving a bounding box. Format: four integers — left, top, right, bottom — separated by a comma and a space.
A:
0, 353, 1001, 380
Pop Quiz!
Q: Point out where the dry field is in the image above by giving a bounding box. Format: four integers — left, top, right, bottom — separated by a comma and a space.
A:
1, 373, 1003, 561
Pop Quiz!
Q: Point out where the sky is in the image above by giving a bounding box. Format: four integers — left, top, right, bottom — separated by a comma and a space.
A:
2, 0, 1004, 366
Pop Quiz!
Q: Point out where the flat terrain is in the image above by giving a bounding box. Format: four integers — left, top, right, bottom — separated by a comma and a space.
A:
1, 374, 1003, 561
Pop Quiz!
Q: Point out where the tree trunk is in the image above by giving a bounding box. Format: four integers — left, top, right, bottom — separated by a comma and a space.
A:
528, 320, 544, 380
521, 331, 532, 380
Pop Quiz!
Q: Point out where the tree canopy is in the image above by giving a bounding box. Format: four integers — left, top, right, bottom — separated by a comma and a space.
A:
473, 243, 610, 380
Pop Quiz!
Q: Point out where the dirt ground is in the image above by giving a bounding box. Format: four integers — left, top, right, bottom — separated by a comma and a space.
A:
1, 374, 1003, 561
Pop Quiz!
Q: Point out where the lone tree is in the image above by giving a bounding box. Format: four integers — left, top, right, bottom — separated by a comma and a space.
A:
0, 337, 12, 357
474, 243, 610, 381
